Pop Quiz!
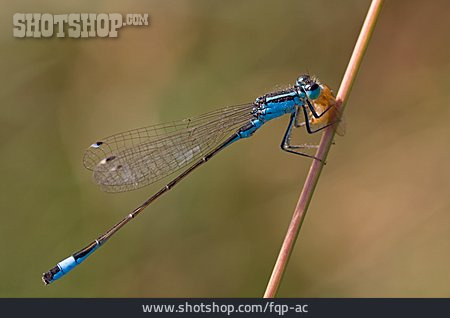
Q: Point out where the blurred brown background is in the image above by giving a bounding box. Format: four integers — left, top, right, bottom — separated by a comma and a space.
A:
1, 0, 449, 297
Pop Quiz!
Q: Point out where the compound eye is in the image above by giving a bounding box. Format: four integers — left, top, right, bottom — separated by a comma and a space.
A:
305, 83, 321, 100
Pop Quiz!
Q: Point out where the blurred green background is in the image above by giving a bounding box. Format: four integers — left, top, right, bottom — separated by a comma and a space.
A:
1, 0, 449, 297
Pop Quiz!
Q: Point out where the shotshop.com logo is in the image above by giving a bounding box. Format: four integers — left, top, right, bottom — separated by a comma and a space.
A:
13, 13, 149, 38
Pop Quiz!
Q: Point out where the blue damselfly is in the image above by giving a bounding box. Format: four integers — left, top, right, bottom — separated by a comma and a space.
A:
42, 74, 341, 284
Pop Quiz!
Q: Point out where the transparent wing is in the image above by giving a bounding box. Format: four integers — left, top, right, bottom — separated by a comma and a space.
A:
334, 110, 346, 137
84, 104, 255, 192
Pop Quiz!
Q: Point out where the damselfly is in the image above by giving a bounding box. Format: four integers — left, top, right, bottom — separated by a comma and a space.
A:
42, 74, 341, 284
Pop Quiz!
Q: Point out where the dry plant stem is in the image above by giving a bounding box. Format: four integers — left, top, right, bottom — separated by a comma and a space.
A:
263, 0, 384, 298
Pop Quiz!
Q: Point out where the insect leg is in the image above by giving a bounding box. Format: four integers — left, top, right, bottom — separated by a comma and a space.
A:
280, 111, 322, 161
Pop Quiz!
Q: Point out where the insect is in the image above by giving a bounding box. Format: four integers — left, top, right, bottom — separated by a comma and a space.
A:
42, 74, 341, 284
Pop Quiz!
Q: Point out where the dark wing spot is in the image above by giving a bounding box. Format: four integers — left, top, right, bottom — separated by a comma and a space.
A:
90, 141, 104, 149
